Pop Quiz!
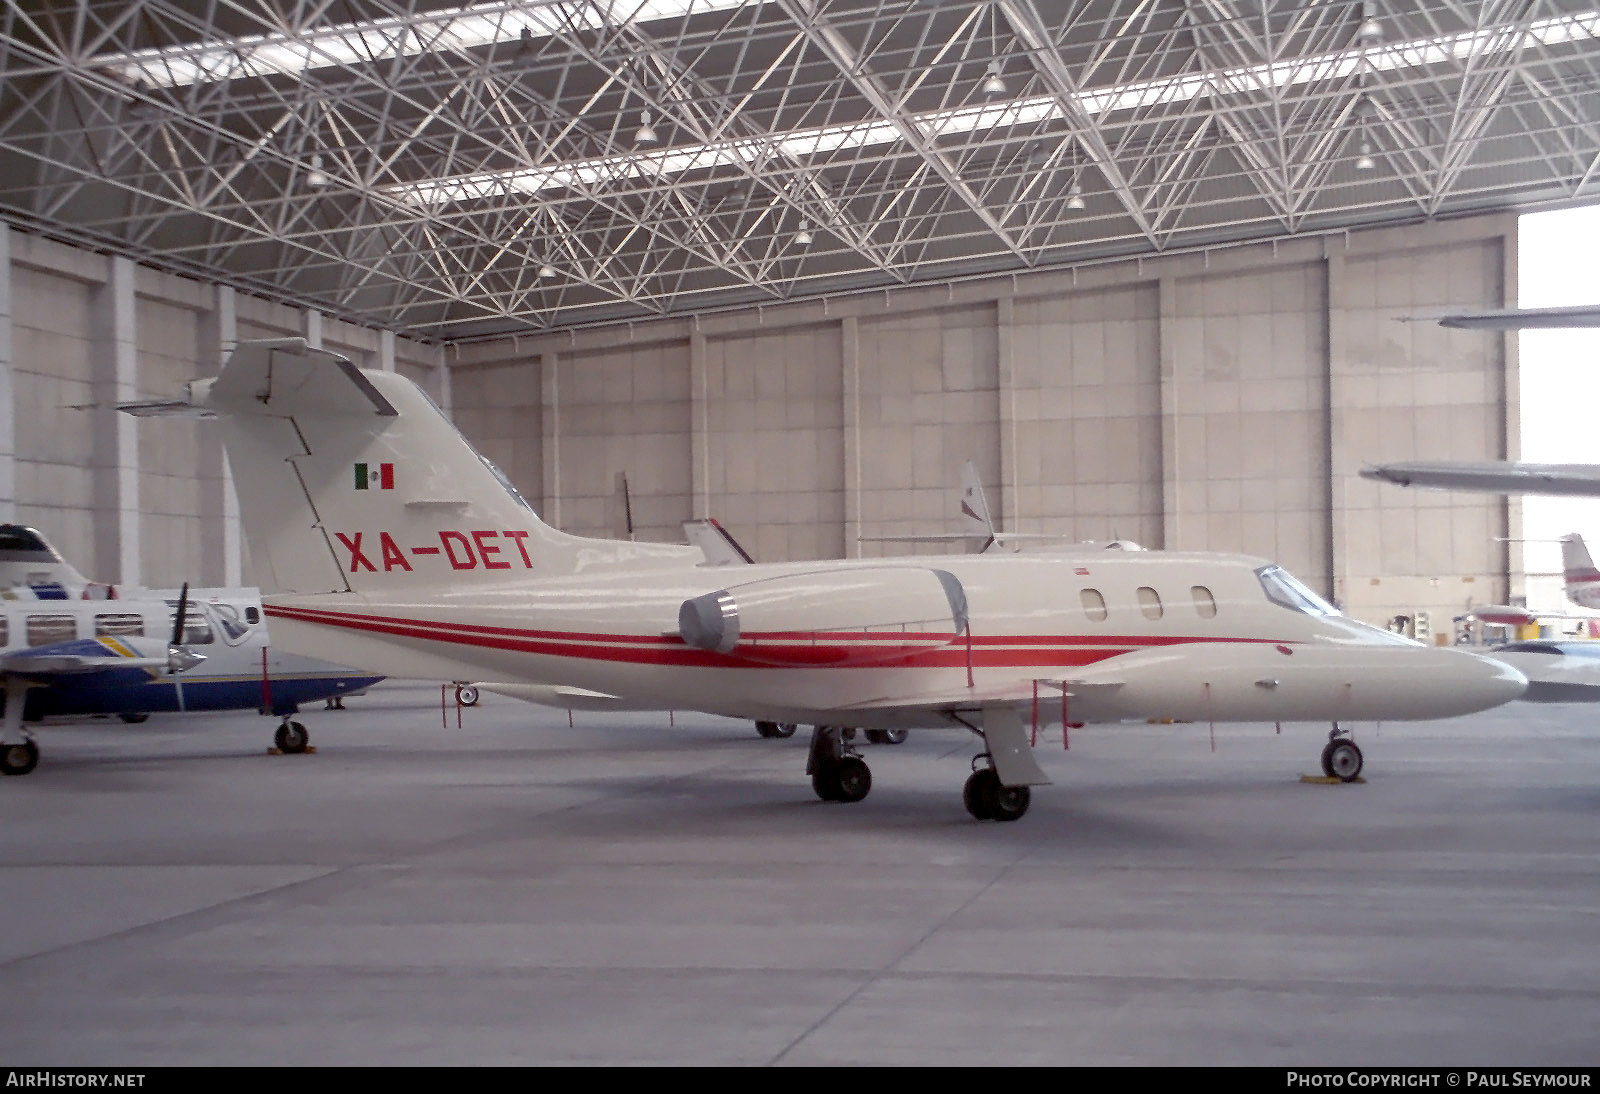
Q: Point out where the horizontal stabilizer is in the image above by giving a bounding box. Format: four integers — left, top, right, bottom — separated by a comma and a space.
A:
202, 339, 396, 419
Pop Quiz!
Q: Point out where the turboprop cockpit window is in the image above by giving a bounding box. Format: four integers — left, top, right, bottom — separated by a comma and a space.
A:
1256, 565, 1339, 616
209, 603, 252, 644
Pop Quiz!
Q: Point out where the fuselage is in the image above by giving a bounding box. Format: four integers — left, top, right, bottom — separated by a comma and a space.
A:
262, 549, 1525, 730
3, 594, 382, 719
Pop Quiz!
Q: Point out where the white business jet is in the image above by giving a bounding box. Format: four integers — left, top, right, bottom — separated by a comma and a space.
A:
129, 340, 1525, 821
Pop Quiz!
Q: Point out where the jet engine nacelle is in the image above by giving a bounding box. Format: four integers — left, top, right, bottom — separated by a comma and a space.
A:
678, 567, 968, 666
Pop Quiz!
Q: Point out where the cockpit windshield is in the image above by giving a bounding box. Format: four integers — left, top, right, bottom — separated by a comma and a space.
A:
208, 602, 254, 644
1256, 565, 1340, 616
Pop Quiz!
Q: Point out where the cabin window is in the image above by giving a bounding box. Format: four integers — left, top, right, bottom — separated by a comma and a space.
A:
1191, 586, 1217, 619
171, 605, 215, 645
1255, 565, 1338, 616
1080, 588, 1107, 622
1136, 586, 1163, 620
94, 613, 145, 637
27, 614, 77, 645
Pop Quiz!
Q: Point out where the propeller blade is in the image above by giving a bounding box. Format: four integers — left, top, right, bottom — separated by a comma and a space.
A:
170, 582, 190, 647
167, 581, 199, 674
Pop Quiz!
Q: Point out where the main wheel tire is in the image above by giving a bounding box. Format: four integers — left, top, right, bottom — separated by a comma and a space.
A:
963, 768, 998, 820
864, 729, 887, 745
881, 729, 908, 745
117, 712, 150, 724
833, 757, 872, 803
811, 766, 842, 802
989, 783, 1031, 822
274, 721, 310, 755
0, 740, 39, 776
455, 685, 480, 707
1321, 739, 1364, 782
755, 720, 780, 739
772, 723, 797, 738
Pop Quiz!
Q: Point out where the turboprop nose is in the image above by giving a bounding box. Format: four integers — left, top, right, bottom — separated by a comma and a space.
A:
1438, 646, 1527, 714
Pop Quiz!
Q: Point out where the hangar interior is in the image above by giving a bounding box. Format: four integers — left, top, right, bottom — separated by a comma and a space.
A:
2, 1, 1597, 629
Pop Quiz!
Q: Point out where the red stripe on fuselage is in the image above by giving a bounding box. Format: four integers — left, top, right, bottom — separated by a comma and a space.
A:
263, 604, 1296, 670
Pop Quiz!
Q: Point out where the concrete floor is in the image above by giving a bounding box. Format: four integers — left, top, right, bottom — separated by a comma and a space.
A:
0, 681, 1596, 1066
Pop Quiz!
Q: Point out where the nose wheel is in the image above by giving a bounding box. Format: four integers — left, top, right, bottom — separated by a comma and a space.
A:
755, 720, 797, 739
1320, 736, 1364, 782
273, 719, 310, 755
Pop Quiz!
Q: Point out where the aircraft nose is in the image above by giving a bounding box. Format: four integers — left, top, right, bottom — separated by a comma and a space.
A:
1444, 647, 1528, 712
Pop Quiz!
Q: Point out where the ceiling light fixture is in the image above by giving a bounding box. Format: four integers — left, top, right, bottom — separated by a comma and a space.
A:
306, 153, 330, 188
1355, 139, 1375, 170
538, 261, 556, 278
1066, 182, 1085, 211
981, 63, 1007, 97
1357, 2, 1382, 42
634, 110, 658, 146
794, 221, 813, 247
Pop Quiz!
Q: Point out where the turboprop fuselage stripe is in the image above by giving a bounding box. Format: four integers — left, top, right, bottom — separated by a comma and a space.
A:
263, 604, 1298, 670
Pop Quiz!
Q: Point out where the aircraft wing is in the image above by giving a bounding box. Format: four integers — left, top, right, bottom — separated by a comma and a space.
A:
0, 636, 174, 681
1360, 461, 1600, 498
1434, 304, 1600, 330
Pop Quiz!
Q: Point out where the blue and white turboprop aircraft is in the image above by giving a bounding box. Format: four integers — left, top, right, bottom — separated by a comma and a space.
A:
0, 524, 385, 775
133, 339, 1528, 821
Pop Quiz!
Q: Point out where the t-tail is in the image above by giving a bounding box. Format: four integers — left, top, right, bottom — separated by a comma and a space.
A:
133, 339, 700, 597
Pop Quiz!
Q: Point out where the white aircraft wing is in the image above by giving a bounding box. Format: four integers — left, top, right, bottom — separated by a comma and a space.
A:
1360, 461, 1600, 498
1434, 304, 1600, 330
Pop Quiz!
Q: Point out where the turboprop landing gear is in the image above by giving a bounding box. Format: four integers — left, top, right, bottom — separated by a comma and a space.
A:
864, 729, 908, 745
755, 721, 797, 739
0, 678, 39, 775
274, 718, 310, 755
806, 725, 871, 803
1320, 725, 1363, 782
0, 738, 38, 776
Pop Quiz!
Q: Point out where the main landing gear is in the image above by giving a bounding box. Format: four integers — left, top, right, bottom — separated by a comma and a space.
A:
0, 678, 39, 776
1320, 724, 1364, 782
807, 726, 872, 803
962, 763, 1031, 822
273, 717, 310, 755
0, 738, 38, 776
761, 722, 905, 745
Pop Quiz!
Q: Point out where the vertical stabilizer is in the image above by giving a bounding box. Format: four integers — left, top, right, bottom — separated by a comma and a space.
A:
1560, 533, 1600, 606
169, 340, 699, 596
959, 460, 997, 552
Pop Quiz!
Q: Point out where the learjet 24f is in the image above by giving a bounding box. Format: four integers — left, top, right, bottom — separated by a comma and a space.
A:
130, 340, 1528, 821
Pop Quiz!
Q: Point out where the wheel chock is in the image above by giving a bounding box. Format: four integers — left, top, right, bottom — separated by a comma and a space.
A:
267, 746, 318, 756
1299, 773, 1364, 784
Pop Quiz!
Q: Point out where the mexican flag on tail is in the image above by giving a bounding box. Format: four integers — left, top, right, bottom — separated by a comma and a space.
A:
354, 462, 394, 490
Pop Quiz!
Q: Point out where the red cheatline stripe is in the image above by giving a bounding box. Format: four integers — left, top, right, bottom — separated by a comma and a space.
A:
264, 604, 1298, 670
266, 603, 1291, 650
